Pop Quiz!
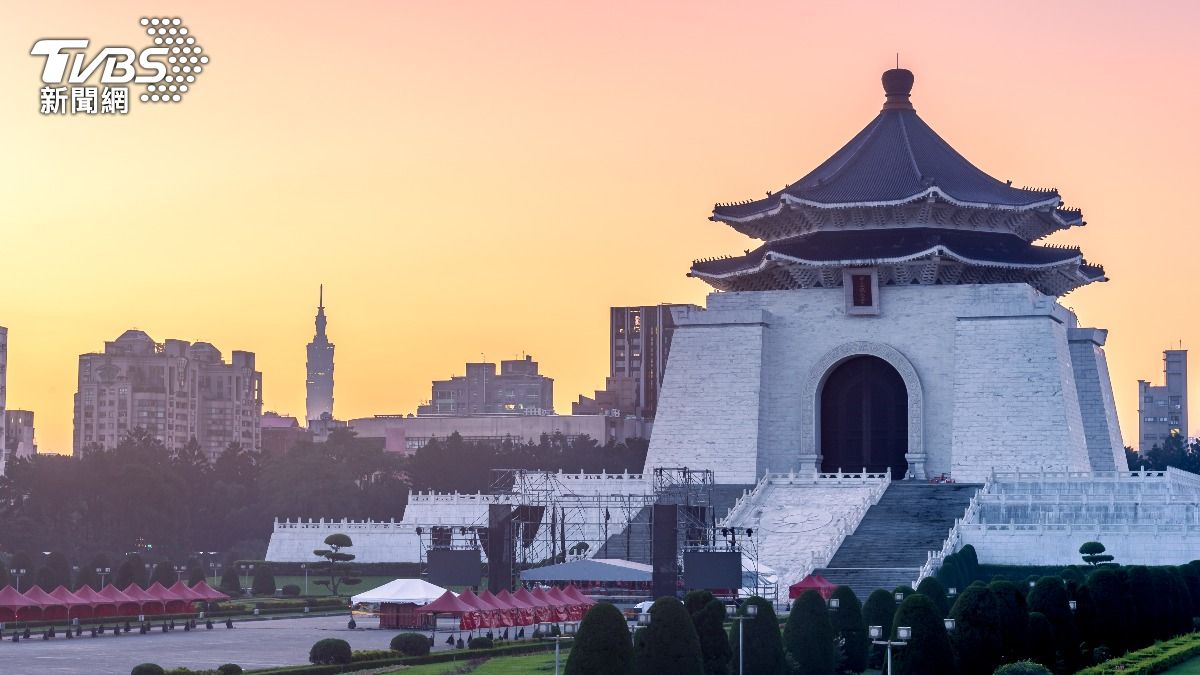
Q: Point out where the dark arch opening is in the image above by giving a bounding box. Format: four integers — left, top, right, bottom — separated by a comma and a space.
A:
819, 355, 908, 479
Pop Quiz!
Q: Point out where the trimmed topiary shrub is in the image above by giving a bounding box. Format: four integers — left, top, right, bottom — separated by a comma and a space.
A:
829, 585, 868, 674
692, 598, 732, 675
565, 601, 633, 675
683, 589, 715, 615
1085, 568, 1128, 653
937, 552, 965, 591
892, 585, 915, 601
784, 589, 835, 675
1124, 565, 1156, 649
727, 596, 784, 675
1027, 611, 1056, 670
1027, 576, 1079, 668
251, 565, 277, 596
391, 632, 432, 656
216, 666, 243, 675
131, 666, 166, 675
281, 584, 301, 597
862, 589, 896, 670
468, 636, 494, 649
309, 638, 352, 665
988, 579, 1029, 664
634, 597, 703, 675
959, 544, 980, 581
891, 593, 954, 675
994, 660, 1052, 675
948, 583, 1002, 675
915, 576, 950, 618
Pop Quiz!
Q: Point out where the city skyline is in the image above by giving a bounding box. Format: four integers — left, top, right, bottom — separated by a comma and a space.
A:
2, 1, 1200, 452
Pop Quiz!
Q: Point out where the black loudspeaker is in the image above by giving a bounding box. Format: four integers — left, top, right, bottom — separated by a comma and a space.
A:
651, 504, 679, 599
486, 504, 515, 593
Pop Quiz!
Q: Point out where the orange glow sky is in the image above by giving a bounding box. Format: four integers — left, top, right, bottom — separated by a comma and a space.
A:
1, 1, 1197, 453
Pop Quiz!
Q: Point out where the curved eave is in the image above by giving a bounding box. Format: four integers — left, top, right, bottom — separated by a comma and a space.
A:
691, 244, 1085, 281
713, 187, 1064, 225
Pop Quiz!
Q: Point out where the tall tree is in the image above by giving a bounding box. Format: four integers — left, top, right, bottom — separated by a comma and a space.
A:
312, 533, 360, 596
784, 589, 836, 675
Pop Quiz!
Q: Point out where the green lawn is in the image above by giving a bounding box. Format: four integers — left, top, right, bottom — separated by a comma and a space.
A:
1165, 655, 1200, 674
382, 649, 570, 674
200, 575, 398, 597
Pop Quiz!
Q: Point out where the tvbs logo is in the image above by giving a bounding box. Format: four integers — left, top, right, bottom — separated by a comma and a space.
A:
32, 17, 208, 115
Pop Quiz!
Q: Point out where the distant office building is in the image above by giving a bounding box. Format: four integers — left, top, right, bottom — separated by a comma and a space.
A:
261, 412, 310, 457
573, 304, 699, 418
72, 330, 264, 460
4, 410, 36, 459
1139, 349, 1189, 451
306, 285, 335, 425
417, 355, 553, 416
350, 413, 648, 454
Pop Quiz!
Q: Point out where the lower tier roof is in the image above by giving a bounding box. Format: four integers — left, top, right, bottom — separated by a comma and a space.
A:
690, 228, 1105, 296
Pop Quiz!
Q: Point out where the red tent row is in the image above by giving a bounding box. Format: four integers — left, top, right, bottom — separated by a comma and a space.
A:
417, 585, 595, 630
0, 581, 229, 622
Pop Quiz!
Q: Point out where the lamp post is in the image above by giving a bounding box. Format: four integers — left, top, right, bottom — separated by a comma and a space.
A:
97, 567, 110, 587
539, 620, 576, 675
174, 565, 187, 582
208, 562, 221, 586
301, 564, 308, 595
9, 569, 25, 592
870, 624, 911, 675
728, 602, 758, 675
239, 564, 254, 594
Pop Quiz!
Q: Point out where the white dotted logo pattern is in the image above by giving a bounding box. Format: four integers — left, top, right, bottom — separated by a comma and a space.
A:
137, 17, 208, 104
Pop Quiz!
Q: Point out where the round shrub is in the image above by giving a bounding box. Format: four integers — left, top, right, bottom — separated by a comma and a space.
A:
468, 636, 494, 650
916, 576, 950, 617
634, 597, 703, 675
728, 595, 784, 675
309, 637, 352, 665
1027, 612, 1056, 670
281, 584, 301, 597
994, 661, 1052, 675
217, 666, 243, 675
948, 583, 1002, 675
829, 585, 868, 673
1027, 576, 1079, 668
784, 589, 835, 675
131, 666, 165, 675
391, 632, 432, 657
988, 579, 1030, 663
565, 601, 633, 675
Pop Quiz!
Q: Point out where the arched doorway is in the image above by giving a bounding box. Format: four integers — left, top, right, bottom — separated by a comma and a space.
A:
820, 355, 908, 478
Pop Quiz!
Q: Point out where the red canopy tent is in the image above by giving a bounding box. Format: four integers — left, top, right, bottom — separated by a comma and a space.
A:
122, 584, 165, 615
563, 584, 595, 607
48, 586, 92, 620
145, 582, 190, 613
168, 580, 206, 603
789, 574, 836, 600
0, 586, 41, 622
478, 590, 515, 627
99, 584, 140, 617
530, 587, 569, 622
547, 587, 585, 621
22, 586, 68, 621
497, 589, 535, 626
457, 589, 497, 629
416, 590, 478, 630
189, 581, 230, 602
73, 585, 118, 617
513, 587, 551, 623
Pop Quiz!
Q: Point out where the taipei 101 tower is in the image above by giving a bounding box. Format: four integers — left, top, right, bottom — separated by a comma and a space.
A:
306, 285, 335, 424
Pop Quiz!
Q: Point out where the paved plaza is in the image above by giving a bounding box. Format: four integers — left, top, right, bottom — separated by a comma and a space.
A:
0, 614, 475, 674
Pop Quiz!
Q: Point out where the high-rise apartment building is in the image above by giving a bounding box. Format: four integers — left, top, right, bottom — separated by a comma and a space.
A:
1138, 349, 1188, 451
574, 304, 698, 418
73, 330, 263, 460
305, 285, 335, 425
417, 355, 553, 416
4, 410, 36, 459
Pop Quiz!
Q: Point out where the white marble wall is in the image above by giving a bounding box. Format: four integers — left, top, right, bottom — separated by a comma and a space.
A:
1068, 329, 1127, 470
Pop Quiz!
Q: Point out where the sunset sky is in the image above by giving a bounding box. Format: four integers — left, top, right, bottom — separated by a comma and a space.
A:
1, 1, 1197, 453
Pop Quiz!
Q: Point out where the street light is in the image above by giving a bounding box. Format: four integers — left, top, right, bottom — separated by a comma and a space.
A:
870, 624, 911, 675
828, 597, 840, 610
948, 587, 957, 597
944, 618, 956, 632
96, 567, 111, 587
174, 565, 187, 582
301, 564, 308, 595
9, 569, 26, 592
208, 562, 221, 585
728, 603, 758, 675
1069, 600, 1077, 612
539, 621, 576, 675
894, 591, 905, 602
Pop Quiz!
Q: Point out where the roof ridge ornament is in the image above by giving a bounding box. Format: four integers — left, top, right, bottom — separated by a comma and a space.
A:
882, 68, 914, 112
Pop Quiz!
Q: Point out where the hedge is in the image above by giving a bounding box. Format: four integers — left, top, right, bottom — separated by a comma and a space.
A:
244, 639, 568, 674
1076, 633, 1200, 675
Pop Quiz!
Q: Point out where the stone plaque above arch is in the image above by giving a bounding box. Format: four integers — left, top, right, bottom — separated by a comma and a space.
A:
799, 341, 926, 479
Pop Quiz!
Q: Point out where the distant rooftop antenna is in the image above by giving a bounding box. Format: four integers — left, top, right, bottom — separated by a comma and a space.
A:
896, 53, 899, 69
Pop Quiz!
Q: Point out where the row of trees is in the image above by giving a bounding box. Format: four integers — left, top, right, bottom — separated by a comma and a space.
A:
567, 557, 1200, 675
0, 427, 647, 565
1125, 434, 1200, 473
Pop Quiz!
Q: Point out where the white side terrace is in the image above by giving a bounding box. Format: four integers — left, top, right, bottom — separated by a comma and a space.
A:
917, 468, 1200, 581
721, 470, 891, 590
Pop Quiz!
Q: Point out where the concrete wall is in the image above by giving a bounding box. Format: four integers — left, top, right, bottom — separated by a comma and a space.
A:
960, 526, 1200, 566
647, 283, 1114, 484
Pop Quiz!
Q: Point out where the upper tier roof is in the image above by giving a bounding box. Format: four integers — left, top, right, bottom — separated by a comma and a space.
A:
713, 69, 1070, 230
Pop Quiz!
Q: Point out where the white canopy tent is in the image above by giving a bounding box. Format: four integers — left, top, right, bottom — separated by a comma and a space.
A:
351, 578, 447, 605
